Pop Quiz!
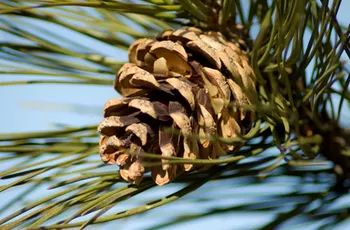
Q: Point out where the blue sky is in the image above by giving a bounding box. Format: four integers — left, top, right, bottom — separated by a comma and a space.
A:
0, 1, 349, 229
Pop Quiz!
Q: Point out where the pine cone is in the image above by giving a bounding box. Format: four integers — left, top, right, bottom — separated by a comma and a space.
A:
98, 27, 257, 185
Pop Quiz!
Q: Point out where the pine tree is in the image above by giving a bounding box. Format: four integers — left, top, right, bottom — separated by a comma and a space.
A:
0, 0, 349, 229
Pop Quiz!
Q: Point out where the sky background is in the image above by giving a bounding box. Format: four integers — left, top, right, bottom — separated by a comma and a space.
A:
0, 1, 349, 229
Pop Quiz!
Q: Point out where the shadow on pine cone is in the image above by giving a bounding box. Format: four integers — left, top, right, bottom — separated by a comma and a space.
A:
98, 27, 257, 185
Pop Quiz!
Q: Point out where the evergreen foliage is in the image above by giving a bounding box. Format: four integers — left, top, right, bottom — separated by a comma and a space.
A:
0, 0, 349, 229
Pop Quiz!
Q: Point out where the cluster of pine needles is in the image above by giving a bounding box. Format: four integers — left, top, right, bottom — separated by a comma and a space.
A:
0, 0, 349, 229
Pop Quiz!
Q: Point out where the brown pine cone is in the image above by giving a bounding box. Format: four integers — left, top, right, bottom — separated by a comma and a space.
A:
98, 27, 257, 185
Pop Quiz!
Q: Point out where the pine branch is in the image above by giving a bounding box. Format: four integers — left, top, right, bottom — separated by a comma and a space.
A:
0, 0, 349, 229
